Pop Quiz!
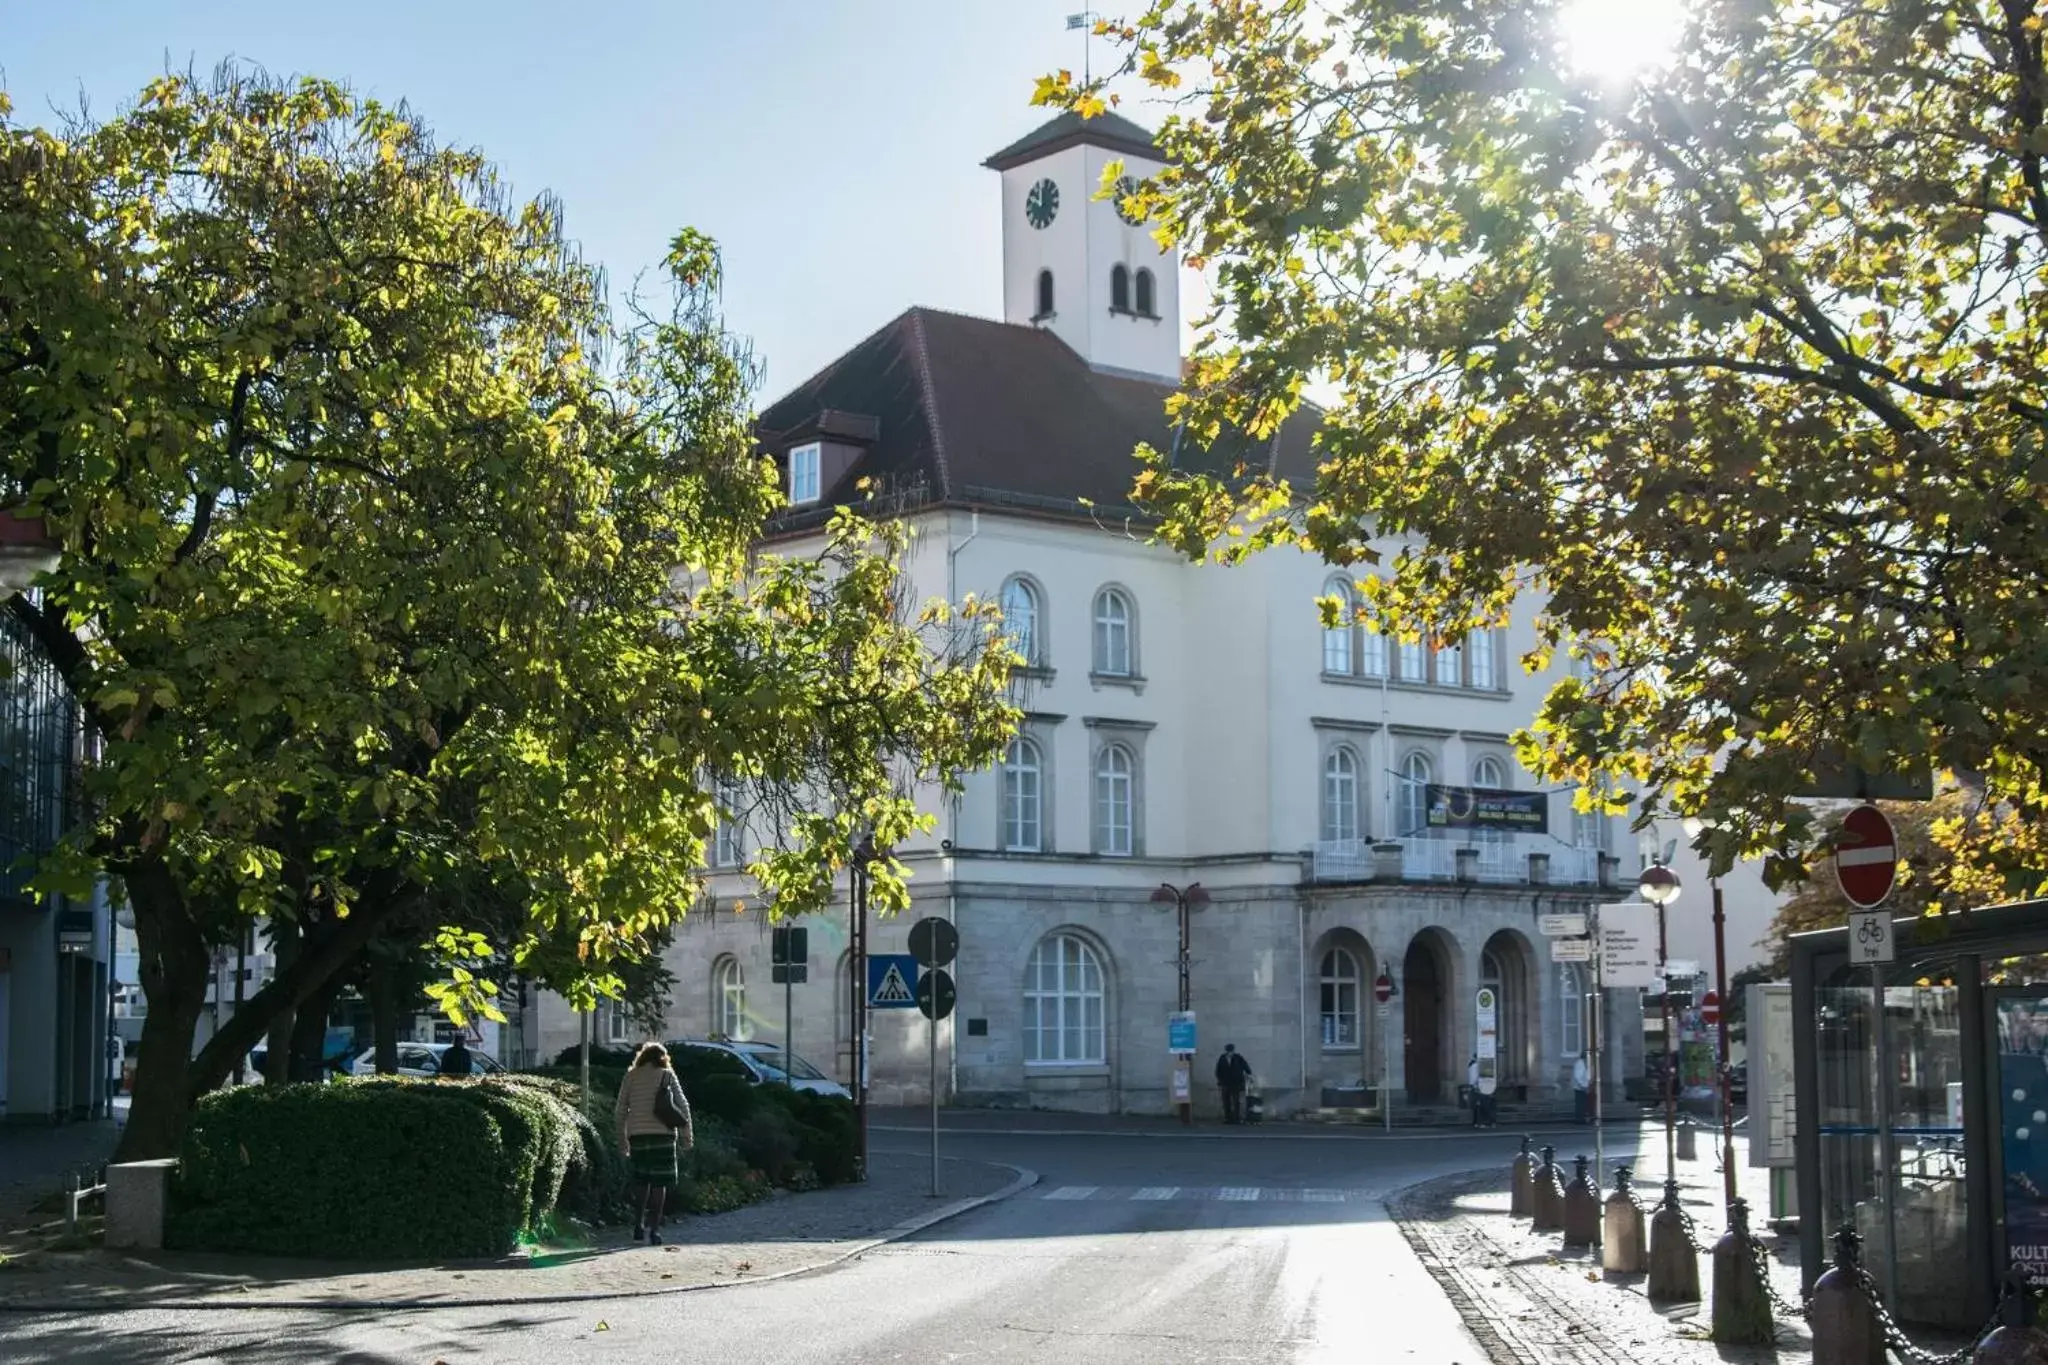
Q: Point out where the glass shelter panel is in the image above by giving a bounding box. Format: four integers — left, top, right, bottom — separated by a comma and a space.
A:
1816, 982, 1968, 1328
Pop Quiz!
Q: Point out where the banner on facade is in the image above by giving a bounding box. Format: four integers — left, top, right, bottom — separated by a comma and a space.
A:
1424, 784, 1548, 834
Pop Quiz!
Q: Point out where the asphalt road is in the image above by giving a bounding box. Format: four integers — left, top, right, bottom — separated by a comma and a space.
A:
1, 1123, 1643, 1365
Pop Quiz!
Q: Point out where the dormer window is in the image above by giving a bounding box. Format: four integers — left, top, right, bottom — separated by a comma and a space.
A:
788, 442, 821, 505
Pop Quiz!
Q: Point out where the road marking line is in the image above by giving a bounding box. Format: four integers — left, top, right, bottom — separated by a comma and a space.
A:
1043, 1186, 1097, 1200
1132, 1187, 1178, 1200
1219, 1187, 1260, 1201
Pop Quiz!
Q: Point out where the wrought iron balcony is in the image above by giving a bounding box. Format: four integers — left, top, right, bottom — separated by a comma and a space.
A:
1310, 834, 1608, 887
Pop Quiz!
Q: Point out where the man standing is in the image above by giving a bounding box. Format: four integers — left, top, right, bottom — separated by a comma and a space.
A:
1215, 1044, 1253, 1124
439, 1034, 475, 1078
1571, 1053, 1591, 1123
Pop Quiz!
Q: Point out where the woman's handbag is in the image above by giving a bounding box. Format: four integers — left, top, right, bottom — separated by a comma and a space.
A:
655, 1074, 689, 1130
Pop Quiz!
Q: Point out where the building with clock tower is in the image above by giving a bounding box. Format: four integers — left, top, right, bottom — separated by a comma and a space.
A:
987, 111, 1182, 385
515, 113, 1660, 1127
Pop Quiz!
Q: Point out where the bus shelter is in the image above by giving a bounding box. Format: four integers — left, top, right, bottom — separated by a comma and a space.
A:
1790, 898, 2048, 1329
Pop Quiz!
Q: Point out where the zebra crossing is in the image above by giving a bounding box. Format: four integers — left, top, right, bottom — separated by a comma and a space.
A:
1033, 1185, 1375, 1204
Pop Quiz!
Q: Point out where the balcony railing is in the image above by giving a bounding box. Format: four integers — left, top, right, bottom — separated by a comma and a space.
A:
1311, 835, 1610, 887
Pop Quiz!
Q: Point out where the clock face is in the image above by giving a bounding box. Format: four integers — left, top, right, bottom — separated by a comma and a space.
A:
1025, 178, 1060, 229
1114, 175, 1145, 226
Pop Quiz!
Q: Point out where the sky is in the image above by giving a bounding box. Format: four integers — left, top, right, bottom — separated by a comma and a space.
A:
0, 0, 1169, 402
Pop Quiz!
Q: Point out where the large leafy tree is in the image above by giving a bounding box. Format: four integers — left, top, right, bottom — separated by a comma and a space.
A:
0, 72, 1015, 1157
1048, 1, 2048, 892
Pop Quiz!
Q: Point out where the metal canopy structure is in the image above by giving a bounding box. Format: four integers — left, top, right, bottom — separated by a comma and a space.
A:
1789, 897, 2048, 1329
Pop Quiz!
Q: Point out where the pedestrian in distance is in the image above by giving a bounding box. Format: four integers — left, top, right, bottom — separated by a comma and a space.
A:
1572, 1053, 1591, 1124
616, 1042, 694, 1244
1216, 1044, 1254, 1124
438, 1034, 474, 1078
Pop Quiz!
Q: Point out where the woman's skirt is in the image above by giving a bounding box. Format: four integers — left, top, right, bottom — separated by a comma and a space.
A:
628, 1132, 679, 1191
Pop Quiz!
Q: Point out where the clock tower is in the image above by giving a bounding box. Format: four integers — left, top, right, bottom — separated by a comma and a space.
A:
984, 112, 1180, 384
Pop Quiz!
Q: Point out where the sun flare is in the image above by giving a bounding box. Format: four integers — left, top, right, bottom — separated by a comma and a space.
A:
1557, 0, 1687, 82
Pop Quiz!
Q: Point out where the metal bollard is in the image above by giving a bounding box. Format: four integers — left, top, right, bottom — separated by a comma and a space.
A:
1602, 1165, 1647, 1274
1808, 1225, 1884, 1365
1676, 1113, 1698, 1160
1975, 1273, 2048, 1365
1510, 1134, 1536, 1218
1711, 1197, 1776, 1346
1563, 1154, 1601, 1249
1531, 1144, 1566, 1233
1648, 1177, 1701, 1303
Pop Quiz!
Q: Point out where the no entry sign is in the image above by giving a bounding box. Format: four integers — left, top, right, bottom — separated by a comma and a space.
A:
1700, 991, 1721, 1028
1834, 803, 1899, 910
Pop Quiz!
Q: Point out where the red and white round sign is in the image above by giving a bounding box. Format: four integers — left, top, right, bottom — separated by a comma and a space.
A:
1373, 973, 1394, 1005
1700, 991, 1721, 1027
1834, 803, 1899, 909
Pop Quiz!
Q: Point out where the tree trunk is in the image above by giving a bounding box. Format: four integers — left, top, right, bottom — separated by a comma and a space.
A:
369, 952, 401, 1074
287, 973, 342, 1082
263, 919, 299, 1085
114, 864, 211, 1163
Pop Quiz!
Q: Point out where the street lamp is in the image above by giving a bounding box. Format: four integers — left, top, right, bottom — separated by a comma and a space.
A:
1151, 882, 1209, 1126
1636, 861, 1683, 1187
1682, 815, 1739, 1208
0, 510, 61, 593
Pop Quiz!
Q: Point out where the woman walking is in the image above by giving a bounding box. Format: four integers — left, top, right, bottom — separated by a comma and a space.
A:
614, 1041, 693, 1244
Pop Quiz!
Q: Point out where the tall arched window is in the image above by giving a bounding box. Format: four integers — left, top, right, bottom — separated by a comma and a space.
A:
1321, 746, 1361, 843
1560, 963, 1585, 1057
1110, 264, 1131, 312
1134, 268, 1156, 317
1319, 948, 1361, 1049
1093, 743, 1136, 855
1472, 755, 1506, 789
1024, 934, 1106, 1063
1398, 751, 1433, 837
713, 777, 746, 867
1036, 269, 1055, 319
1322, 576, 1355, 674
1092, 587, 1134, 676
1001, 737, 1043, 852
1469, 757, 1509, 873
999, 576, 1041, 667
1468, 628, 1497, 689
714, 957, 749, 1040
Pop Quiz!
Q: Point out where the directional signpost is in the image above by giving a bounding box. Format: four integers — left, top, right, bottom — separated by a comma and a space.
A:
771, 925, 809, 1092
1835, 802, 1901, 1309
1374, 972, 1396, 1131
908, 917, 959, 1196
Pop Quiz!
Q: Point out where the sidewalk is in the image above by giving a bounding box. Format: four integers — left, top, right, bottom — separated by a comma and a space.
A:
1385, 1121, 1976, 1365
869, 1104, 1646, 1138
0, 1150, 1033, 1313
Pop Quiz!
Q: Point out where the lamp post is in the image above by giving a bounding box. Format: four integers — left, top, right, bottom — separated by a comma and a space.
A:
1682, 817, 1739, 1208
1151, 882, 1209, 1124
1637, 861, 1683, 1187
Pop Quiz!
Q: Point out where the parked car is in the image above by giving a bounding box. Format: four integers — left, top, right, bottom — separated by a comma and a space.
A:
667, 1036, 850, 1099
349, 1042, 504, 1078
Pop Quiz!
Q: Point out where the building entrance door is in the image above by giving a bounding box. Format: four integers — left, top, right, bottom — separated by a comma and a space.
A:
1405, 938, 1443, 1103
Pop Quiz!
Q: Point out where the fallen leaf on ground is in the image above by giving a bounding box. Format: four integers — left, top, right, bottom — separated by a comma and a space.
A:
595, 1320, 609, 1332
737, 1260, 752, 1272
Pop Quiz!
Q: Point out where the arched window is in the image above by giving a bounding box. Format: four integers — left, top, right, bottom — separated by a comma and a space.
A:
1470, 757, 1509, 872
1036, 269, 1055, 319
1134, 268, 1155, 317
1000, 576, 1041, 667
1472, 755, 1506, 790
1398, 751, 1433, 837
1024, 934, 1106, 1063
1321, 746, 1361, 843
1001, 737, 1043, 852
1110, 264, 1131, 312
1468, 628, 1497, 689
714, 957, 749, 1040
1093, 743, 1136, 855
1321, 577, 1355, 675
1092, 587, 1134, 676
1319, 948, 1361, 1049
1560, 963, 1585, 1057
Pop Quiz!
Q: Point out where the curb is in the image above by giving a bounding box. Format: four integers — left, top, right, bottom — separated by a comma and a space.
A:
0, 1163, 1040, 1316
871, 1121, 1629, 1142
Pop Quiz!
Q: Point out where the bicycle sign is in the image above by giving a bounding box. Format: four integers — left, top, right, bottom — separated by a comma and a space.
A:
1848, 908, 1895, 965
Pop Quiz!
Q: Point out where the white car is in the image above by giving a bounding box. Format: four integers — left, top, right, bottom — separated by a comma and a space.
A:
668, 1037, 851, 1099
350, 1042, 504, 1078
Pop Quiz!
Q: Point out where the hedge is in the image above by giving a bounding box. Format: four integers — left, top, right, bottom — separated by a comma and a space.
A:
168, 1079, 553, 1259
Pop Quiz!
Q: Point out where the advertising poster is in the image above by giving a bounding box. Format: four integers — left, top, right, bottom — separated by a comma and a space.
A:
1424, 784, 1549, 833
1997, 997, 2048, 1285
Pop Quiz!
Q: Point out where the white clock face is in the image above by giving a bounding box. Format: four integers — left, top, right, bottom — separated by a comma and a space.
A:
1025, 178, 1060, 229
1115, 175, 1145, 226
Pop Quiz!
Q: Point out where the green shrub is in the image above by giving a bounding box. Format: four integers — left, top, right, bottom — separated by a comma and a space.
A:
670, 1044, 754, 1092
736, 1108, 801, 1184
675, 1170, 770, 1215
767, 1088, 860, 1186
683, 1072, 761, 1128
167, 1079, 548, 1259
498, 1074, 633, 1227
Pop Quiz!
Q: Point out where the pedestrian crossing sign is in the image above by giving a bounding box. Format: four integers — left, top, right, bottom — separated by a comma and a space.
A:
868, 953, 920, 1009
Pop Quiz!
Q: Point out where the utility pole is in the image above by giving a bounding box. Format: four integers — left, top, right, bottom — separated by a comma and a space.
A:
1151, 882, 1209, 1124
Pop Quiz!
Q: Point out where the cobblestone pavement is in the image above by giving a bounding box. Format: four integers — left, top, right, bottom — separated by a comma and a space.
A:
0, 1118, 123, 1235
0, 1147, 1029, 1311
1387, 1121, 1983, 1365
